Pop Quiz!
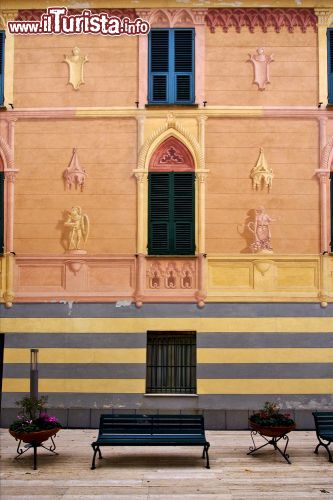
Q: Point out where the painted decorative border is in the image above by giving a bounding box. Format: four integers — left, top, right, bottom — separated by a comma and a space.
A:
205, 8, 317, 33
15, 9, 137, 21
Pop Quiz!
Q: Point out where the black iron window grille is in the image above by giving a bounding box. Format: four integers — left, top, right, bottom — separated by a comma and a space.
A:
146, 331, 196, 394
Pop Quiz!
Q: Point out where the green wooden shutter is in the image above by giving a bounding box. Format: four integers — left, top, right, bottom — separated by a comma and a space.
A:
173, 172, 195, 254
148, 172, 195, 255
0, 172, 4, 254
148, 173, 171, 254
328, 29, 333, 104
0, 31, 5, 105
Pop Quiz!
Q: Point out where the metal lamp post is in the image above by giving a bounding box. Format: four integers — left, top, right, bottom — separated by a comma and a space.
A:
30, 349, 39, 399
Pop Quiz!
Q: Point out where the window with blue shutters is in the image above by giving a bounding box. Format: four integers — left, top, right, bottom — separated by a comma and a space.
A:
328, 29, 333, 104
148, 172, 195, 255
0, 31, 5, 106
149, 29, 194, 105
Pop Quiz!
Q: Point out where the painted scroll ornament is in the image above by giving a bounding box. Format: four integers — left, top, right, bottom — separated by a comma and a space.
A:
64, 47, 88, 90
248, 48, 274, 91
64, 206, 89, 251
247, 207, 275, 253
250, 148, 273, 191
64, 148, 87, 191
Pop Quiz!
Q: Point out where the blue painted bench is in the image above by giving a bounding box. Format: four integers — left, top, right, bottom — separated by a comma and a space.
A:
91, 414, 210, 469
313, 411, 333, 463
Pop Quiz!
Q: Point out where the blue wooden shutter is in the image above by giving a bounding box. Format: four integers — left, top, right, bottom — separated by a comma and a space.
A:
149, 30, 169, 104
173, 172, 195, 254
0, 32, 5, 106
0, 172, 4, 254
174, 30, 194, 104
328, 29, 333, 104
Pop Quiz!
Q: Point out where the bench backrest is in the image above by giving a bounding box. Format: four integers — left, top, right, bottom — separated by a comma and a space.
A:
98, 414, 205, 437
312, 412, 333, 434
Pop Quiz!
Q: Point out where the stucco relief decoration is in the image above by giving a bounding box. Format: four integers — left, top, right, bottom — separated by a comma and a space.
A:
248, 48, 274, 91
64, 206, 89, 252
181, 263, 195, 289
64, 47, 88, 90
250, 148, 274, 191
248, 207, 275, 253
64, 148, 87, 191
205, 8, 317, 33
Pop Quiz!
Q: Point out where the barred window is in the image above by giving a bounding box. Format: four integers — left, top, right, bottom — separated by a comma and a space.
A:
146, 331, 196, 394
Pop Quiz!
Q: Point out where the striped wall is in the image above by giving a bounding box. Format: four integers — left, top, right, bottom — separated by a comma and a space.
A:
1, 303, 333, 424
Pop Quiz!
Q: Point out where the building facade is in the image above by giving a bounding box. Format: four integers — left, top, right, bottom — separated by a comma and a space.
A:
1, 0, 333, 428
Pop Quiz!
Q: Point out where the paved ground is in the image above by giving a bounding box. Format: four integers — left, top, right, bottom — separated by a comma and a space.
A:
1, 429, 333, 499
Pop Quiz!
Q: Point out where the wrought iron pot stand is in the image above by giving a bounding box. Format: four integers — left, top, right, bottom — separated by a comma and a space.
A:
10, 429, 59, 470
247, 424, 295, 464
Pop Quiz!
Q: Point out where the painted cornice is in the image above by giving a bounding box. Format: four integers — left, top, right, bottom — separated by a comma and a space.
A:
3, 107, 333, 120
1, 1, 333, 8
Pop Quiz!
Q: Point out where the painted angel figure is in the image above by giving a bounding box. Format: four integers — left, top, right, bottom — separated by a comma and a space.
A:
64, 206, 89, 251
248, 48, 274, 91
248, 206, 275, 253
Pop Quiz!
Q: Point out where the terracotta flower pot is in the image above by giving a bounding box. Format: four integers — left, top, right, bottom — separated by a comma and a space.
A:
9, 427, 60, 444
249, 421, 295, 437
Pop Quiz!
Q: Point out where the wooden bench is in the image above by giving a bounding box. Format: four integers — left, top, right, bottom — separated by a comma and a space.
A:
91, 414, 210, 469
312, 411, 333, 463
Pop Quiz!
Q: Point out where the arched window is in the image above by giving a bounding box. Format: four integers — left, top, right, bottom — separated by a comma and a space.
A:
148, 137, 195, 255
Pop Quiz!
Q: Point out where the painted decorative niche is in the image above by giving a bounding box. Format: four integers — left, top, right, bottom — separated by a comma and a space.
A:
250, 148, 273, 191
64, 148, 87, 191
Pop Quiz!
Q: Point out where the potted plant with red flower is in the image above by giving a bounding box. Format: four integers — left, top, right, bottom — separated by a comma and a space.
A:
9, 395, 61, 445
249, 401, 295, 438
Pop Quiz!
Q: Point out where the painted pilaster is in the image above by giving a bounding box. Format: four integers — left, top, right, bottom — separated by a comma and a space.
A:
319, 116, 328, 152
136, 10, 149, 109
319, 253, 329, 308
4, 170, 17, 308
315, 9, 333, 108
133, 170, 148, 255
315, 169, 330, 254
137, 115, 145, 152
0, 10, 17, 108
193, 10, 207, 107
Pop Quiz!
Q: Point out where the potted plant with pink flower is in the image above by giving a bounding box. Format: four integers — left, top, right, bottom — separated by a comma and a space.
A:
249, 401, 295, 437
9, 395, 61, 445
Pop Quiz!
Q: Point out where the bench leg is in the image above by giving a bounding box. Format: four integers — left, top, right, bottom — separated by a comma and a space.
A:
91, 445, 100, 470
314, 440, 333, 463
204, 443, 210, 469
98, 447, 103, 459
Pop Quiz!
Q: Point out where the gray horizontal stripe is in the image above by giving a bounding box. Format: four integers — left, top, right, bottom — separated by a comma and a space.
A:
197, 363, 333, 379
197, 333, 333, 348
4, 333, 147, 348
5, 332, 333, 349
2, 393, 333, 411
1, 302, 332, 318
3, 364, 146, 379
4, 363, 333, 380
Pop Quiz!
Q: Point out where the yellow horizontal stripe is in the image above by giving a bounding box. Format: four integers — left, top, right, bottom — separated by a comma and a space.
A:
2, 317, 333, 333
197, 379, 333, 394
3, 378, 332, 395
198, 348, 333, 364
4, 348, 146, 364
2, 378, 145, 393
5, 348, 333, 364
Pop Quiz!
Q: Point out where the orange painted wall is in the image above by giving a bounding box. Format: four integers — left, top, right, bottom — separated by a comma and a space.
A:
205, 27, 318, 106
14, 34, 138, 108
13, 119, 137, 254
205, 118, 320, 254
